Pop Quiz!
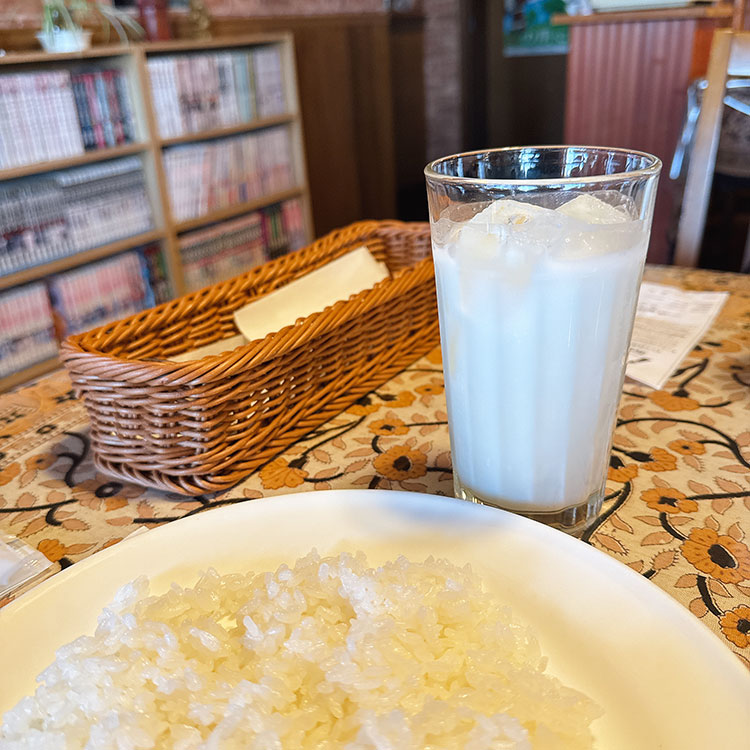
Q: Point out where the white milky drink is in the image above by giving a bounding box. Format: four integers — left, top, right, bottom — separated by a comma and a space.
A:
431, 193, 649, 514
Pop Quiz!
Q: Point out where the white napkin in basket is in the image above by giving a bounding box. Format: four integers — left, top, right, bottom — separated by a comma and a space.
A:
233, 246, 389, 342
171, 247, 389, 362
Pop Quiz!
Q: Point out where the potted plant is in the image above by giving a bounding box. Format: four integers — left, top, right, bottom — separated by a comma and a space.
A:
38, 1, 144, 53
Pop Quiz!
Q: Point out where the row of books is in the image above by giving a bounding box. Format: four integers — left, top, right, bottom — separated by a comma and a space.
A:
142, 242, 172, 308
0, 244, 170, 379
148, 44, 287, 139
278, 197, 307, 256
180, 198, 307, 292
0, 282, 58, 379
0, 156, 153, 277
164, 126, 295, 222
0, 69, 136, 170
71, 70, 137, 151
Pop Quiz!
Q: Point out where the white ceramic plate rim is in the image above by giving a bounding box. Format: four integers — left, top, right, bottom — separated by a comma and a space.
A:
1, 489, 748, 748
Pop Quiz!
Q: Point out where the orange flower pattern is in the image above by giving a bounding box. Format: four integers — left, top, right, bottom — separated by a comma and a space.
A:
24, 453, 58, 472
641, 488, 698, 515
346, 395, 381, 416
0, 462, 20, 486
681, 529, 750, 585
369, 418, 409, 436
720, 606, 750, 649
416, 383, 444, 396
385, 391, 416, 409
373, 445, 428, 481
667, 440, 705, 456
647, 391, 700, 411
607, 461, 638, 484
37, 539, 69, 563
258, 458, 308, 490
637, 448, 678, 472
425, 346, 442, 365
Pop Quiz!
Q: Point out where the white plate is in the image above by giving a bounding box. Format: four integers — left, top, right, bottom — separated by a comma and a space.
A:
1, 490, 748, 747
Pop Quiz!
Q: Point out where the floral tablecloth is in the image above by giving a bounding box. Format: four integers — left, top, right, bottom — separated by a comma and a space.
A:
1, 265, 749, 666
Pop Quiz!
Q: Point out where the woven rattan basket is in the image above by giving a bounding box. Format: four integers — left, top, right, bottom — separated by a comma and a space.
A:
60, 220, 438, 495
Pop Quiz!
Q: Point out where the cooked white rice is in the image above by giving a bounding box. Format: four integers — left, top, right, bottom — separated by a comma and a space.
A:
0, 551, 600, 749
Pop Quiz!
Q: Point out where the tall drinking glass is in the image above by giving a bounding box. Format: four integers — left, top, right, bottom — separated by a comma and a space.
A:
425, 146, 661, 534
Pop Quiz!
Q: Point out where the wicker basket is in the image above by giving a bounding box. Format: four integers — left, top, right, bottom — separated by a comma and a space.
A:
60, 220, 438, 496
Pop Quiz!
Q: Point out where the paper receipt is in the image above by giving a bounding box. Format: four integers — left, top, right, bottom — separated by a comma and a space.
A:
626, 282, 729, 390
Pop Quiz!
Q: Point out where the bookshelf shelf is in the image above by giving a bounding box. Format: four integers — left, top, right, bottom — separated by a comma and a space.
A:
158, 113, 295, 147
0, 229, 165, 291
0, 34, 312, 392
0, 142, 151, 181
174, 187, 305, 233
0, 45, 133, 66
0, 356, 60, 394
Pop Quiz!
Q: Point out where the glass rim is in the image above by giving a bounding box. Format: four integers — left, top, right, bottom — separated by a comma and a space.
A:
424, 145, 662, 187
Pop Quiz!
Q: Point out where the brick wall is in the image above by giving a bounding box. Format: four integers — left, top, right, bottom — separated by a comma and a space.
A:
0, 0, 39, 28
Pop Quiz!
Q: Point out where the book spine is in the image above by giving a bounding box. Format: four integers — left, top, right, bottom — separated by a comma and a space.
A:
157, 57, 176, 138
0, 78, 9, 168
177, 56, 193, 134
253, 45, 286, 120
103, 71, 125, 145
83, 74, 105, 149
58, 69, 85, 157
71, 75, 94, 151
93, 72, 115, 148
114, 72, 136, 143
147, 59, 168, 137
3, 76, 20, 167
218, 52, 239, 126
19, 75, 40, 164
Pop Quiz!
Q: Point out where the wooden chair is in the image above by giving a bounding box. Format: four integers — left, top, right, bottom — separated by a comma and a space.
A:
674, 29, 750, 268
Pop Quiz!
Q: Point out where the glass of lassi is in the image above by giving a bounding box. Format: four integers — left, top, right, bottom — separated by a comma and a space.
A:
424, 146, 661, 534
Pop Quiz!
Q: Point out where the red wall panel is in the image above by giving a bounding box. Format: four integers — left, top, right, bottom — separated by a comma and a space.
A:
565, 20, 697, 263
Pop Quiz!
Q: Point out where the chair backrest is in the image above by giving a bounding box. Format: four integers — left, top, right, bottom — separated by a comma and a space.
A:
674, 29, 750, 267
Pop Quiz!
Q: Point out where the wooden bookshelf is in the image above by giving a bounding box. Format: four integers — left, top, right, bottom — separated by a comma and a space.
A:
0, 35, 312, 391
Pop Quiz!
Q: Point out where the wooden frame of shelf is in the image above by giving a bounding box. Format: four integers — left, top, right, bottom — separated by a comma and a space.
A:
0, 34, 313, 392
158, 113, 295, 147
0, 229, 165, 291
0, 45, 138, 66
174, 187, 305, 233
0, 142, 151, 181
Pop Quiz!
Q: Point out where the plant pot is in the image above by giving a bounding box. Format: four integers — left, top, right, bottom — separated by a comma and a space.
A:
36, 29, 93, 53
